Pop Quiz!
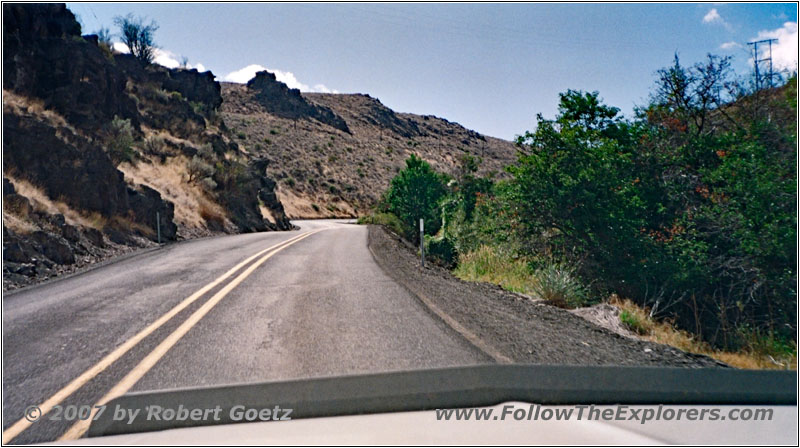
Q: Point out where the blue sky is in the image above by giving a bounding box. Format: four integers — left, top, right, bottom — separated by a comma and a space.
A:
67, 3, 797, 140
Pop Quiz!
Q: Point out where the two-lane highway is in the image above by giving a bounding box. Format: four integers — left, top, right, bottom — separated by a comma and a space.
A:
2, 220, 491, 444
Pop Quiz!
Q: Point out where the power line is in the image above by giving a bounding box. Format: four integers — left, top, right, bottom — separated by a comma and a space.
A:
748, 38, 779, 90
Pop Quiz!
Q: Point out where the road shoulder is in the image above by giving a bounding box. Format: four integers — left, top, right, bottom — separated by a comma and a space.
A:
366, 225, 726, 368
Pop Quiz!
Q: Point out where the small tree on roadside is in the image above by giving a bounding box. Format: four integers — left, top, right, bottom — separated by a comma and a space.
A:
113, 14, 159, 64
384, 154, 448, 242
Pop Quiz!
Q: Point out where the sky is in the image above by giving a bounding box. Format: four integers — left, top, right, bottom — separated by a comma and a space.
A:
67, 3, 798, 140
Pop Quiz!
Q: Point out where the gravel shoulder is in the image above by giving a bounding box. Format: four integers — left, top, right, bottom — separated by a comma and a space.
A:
367, 225, 727, 368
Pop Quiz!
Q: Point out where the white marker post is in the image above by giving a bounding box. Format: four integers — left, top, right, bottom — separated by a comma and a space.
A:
419, 218, 425, 267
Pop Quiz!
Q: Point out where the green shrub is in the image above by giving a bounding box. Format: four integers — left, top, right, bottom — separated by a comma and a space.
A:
424, 235, 457, 268
620, 310, 649, 335
142, 134, 165, 156
199, 177, 217, 192
383, 154, 449, 243
529, 262, 591, 308
511, 73, 797, 347
106, 116, 136, 165
187, 155, 214, 183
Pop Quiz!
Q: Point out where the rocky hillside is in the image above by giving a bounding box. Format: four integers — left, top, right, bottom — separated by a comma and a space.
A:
2, 4, 518, 290
221, 73, 518, 218
3, 4, 290, 290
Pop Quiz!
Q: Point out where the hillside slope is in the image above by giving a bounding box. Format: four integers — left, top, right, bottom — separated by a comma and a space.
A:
220, 72, 519, 218
2, 4, 290, 290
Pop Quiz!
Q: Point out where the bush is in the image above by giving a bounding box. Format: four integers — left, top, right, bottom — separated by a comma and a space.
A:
511, 73, 797, 347
143, 135, 165, 156
424, 235, 457, 268
187, 155, 214, 183
199, 177, 217, 192
620, 310, 649, 335
106, 116, 136, 165
529, 262, 591, 308
383, 154, 449, 243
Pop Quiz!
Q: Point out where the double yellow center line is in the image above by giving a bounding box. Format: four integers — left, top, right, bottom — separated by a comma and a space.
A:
3, 230, 318, 443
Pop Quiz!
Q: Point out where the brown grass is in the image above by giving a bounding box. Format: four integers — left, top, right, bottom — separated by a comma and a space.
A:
3, 90, 77, 134
2, 210, 38, 234
198, 199, 226, 229
119, 155, 231, 233
275, 185, 355, 219
258, 202, 276, 225
611, 296, 797, 370
4, 175, 106, 230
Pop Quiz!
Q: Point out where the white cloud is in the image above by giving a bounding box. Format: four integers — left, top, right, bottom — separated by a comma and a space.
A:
111, 41, 129, 53
703, 8, 722, 24
754, 22, 798, 72
221, 64, 336, 93
313, 84, 339, 94
719, 41, 741, 50
111, 42, 205, 71
703, 8, 732, 31
221, 64, 269, 84
152, 48, 180, 69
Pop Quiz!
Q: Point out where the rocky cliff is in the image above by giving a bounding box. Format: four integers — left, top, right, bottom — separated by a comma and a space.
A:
3, 3, 290, 290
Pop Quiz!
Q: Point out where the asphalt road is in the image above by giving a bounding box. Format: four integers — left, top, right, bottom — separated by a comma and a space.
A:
2, 220, 491, 444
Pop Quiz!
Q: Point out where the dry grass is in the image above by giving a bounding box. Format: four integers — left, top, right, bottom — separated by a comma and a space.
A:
3, 90, 80, 138
2, 210, 38, 234
4, 176, 106, 230
454, 245, 537, 295
108, 214, 155, 238
220, 83, 517, 218
119, 155, 230, 233
611, 296, 797, 370
275, 185, 354, 219
258, 202, 275, 225
198, 199, 226, 229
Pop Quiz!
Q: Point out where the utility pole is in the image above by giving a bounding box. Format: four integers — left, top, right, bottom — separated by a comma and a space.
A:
748, 38, 779, 90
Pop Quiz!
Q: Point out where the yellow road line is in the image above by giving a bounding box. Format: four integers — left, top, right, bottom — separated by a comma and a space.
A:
58, 230, 318, 440
2, 231, 311, 444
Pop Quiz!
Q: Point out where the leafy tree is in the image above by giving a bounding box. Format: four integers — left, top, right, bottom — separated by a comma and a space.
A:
114, 14, 159, 64
511, 90, 649, 277
384, 154, 448, 242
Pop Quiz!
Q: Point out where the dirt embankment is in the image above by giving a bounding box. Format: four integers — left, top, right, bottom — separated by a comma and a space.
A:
367, 225, 726, 368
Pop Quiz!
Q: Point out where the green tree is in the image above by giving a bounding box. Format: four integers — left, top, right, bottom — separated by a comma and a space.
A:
384, 154, 448, 242
511, 91, 649, 275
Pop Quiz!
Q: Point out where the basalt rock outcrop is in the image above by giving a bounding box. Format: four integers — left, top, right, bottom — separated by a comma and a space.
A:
3, 3, 291, 290
247, 71, 350, 133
